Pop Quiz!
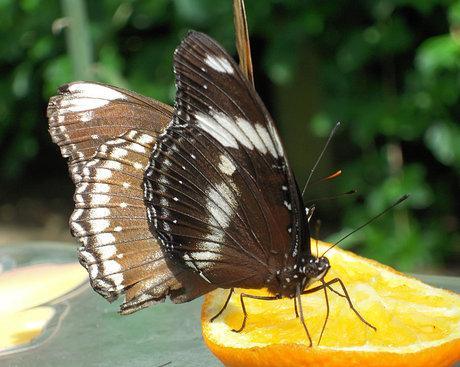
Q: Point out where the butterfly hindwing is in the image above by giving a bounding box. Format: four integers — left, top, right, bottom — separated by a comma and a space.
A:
48, 81, 173, 182
145, 31, 310, 289
48, 83, 214, 313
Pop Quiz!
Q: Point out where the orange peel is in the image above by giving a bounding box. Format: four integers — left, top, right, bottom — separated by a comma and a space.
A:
202, 242, 460, 367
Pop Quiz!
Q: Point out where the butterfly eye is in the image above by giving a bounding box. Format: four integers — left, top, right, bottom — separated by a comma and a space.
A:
317, 257, 330, 272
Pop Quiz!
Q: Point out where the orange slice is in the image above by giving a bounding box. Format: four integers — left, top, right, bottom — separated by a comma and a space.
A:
202, 241, 460, 367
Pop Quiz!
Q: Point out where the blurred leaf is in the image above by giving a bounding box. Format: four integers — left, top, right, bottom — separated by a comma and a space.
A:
20, 0, 39, 12
12, 62, 31, 98
311, 112, 334, 137
416, 34, 460, 75
425, 121, 460, 168
173, 0, 211, 24
448, 1, 460, 26
43, 55, 72, 96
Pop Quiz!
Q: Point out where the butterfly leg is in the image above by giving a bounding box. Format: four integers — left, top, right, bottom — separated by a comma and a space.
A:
326, 278, 377, 331
302, 278, 377, 332
317, 279, 329, 346
326, 284, 346, 298
295, 289, 313, 347
210, 288, 234, 322
293, 297, 299, 318
232, 293, 279, 333
298, 281, 331, 346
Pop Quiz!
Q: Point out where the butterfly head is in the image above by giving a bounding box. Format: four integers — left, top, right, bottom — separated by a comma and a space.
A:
269, 255, 330, 298
304, 256, 330, 286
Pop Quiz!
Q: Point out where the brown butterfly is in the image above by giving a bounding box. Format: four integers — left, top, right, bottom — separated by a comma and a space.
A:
48, 29, 375, 346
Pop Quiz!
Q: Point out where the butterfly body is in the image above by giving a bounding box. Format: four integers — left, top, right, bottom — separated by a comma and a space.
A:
264, 256, 330, 298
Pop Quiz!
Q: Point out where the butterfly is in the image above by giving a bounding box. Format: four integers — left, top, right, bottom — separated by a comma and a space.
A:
48, 30, 374, 346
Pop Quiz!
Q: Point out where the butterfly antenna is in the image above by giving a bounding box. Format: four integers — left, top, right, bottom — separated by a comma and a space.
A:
322, 194, 409, 257
314, 220, 321, 258
233, 0, 254, 86
301, 122, 341, 197
311, 169, 342, 186
304, 189, 356, 205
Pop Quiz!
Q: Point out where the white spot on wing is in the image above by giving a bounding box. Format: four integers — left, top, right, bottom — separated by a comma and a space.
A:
268, 124, 284, 157
60, 98, 110, 113
204, 55, 234, 74
95, 245, 117, 260
92, 233, 115, 246
92, 183, 110, 193
111, 147, 128, 159
189, 251, 221, 262
71, 209, 84, 221
137, 133, 155, 146
79, 250, 96, 264
255, 124, 277, 157
80, 111, 93, 122
103, 160, 122, 171
127, 143, 146, 154
68, 83, 127, 101
76, 183, 89, 194
90, 219, 110, 233
89, 208, 111, 218
95, 168, 112, 180
213, 112, 253, 149
198, 272, 212, 283
107, 273, 124, 287
218, 154, 236, 176
206, 182, 235, 228
89, 194, 111, 206
88, 264, 98, 278
70, 221, 84, 235
133, 162, 144, 170
101, 259, 122, 275
195, 112, 238, 148
237, 118, 266, 154
106, 138, 125, 146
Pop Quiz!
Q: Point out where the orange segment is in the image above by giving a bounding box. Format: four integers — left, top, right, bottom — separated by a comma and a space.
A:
0, 263, 87, 314
0, 263, 87, 351
202, 241, 460, 367
0, 307, 55, 350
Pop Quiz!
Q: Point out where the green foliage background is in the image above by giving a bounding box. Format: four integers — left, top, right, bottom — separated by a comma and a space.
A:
0, 0, 459, 272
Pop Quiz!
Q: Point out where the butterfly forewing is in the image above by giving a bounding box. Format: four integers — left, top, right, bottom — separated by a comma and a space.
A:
145, 31, 310, 289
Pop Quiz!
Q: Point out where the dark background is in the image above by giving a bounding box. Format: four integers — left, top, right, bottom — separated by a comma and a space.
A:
0, 0, 458, 274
